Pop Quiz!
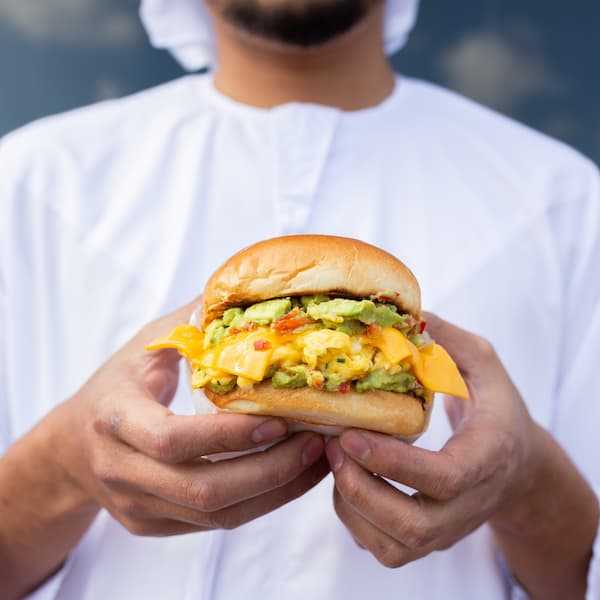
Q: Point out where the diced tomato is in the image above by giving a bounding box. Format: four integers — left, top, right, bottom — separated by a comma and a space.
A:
373, 292, 399, 303
253, 339, 271, 351
419, 321, 427, 333
272, 308, 315, 333
339, 382, 350, 394
366, 324, 381, 337
228, 328, 240, 335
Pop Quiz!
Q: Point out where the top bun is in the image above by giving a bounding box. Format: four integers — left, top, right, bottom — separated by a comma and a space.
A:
202, 235, 421, 328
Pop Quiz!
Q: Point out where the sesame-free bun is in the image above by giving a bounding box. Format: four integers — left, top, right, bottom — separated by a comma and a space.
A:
201, 235, 421, 328
199, 235, 428, 440
204, 384, 433, 441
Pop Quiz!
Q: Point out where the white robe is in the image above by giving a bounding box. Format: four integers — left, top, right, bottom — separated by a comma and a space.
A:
2, 73, 600, 600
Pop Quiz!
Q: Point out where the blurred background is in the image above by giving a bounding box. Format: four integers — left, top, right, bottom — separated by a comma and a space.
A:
1, 0, 598, 164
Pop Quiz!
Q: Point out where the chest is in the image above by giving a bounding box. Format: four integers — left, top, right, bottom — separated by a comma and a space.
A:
11, 119, 561, 443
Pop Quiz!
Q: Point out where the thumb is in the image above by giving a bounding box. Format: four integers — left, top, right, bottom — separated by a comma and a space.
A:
135, 296, 203, 405
444, 394, 468, 430
423, 311, 500, 380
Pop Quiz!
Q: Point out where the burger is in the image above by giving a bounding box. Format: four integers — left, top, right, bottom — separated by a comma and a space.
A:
146, 235, 468, 440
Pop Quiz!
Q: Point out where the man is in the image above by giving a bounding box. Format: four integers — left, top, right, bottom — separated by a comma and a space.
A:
1, 0, 599, 598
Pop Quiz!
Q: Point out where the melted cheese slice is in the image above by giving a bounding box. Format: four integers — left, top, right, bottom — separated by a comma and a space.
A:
145, 325, 204, 361
413, 344, 469, 400
366, 327, 469, 399
146, 323, 469, 399
367, 327, 412, 363
216, 331, 276, 381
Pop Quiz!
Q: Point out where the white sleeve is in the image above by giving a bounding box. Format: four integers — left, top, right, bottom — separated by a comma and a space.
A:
24, 570, 71, 600
508, 579, 530, 600
0, 137, 72, 599
587, 507, 600, 599
500, 157, 600, 600
0, 141, 12, 455
0, 284, 9, 455
547, 158, 600, 599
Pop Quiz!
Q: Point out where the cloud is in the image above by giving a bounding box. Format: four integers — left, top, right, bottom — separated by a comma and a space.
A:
0, 0, 142, 46
439, 27, 563, 111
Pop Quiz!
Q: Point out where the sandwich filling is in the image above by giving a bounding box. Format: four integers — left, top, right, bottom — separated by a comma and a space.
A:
147, 295, 469, 400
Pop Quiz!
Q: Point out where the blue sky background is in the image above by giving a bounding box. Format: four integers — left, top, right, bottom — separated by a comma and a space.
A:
1, 0, 598, 165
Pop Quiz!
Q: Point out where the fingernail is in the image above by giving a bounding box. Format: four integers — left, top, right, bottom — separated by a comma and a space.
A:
302, 436, 324, 466
252, 419, 287, 444
326, 440, 345, 472
340, 432, 371, 461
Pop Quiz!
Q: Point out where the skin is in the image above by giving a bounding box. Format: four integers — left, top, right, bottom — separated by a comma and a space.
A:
326, 314, 599, 600
1, 1, 597, 598
207, 0, 396, 110
0, 300, 328, 599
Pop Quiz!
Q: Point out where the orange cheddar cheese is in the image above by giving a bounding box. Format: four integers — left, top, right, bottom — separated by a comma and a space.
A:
146, 322, 469, 399
145, 325, 204, 361
413, 343, 469, 400
370, 327, 412, 364
216, 331, 276, 381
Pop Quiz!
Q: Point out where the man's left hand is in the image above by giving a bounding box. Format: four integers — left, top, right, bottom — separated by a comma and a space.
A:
325, 313, 541, 568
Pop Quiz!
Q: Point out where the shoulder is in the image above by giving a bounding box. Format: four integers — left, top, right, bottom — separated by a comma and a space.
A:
0, 74, 213, 175
400, 78, 578, 160
0, 74, 220, 251
397, 77, 598, 208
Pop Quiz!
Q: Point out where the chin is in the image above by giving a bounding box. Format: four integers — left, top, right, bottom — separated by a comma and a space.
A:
209, 0, 373, 48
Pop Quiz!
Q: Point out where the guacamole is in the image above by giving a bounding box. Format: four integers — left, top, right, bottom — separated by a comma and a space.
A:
198, 294, 424, 398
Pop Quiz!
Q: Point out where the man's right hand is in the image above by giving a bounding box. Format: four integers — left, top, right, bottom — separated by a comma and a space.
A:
60, 299, 328, 535
0, 300, 327, 598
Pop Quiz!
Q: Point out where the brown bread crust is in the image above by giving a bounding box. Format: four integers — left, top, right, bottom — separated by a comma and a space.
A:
204, 384, 433, 440
201, 235, 421, 328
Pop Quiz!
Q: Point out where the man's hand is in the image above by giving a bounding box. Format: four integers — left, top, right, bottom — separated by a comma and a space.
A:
63, 299, 327, 535
325, 314, 598, 600
0, 300, 327, 599
326, 313, 534, 561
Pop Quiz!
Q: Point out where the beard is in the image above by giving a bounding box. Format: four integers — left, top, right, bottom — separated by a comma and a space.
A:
212, 0, 372, 47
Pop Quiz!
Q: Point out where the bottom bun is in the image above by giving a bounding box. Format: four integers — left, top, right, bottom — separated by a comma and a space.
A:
204, 383, 434, 441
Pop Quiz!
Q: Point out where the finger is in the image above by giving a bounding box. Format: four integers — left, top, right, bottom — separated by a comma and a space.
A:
200, 455, 330, 529
444, 394, 467, 431
338, 429, 489, 501
330, 441, 437, 552
108, 432, 325, 511
331, 440, 499, 555
110, 456, 330, 532
333, 489, 409, 568
104, 394, 290, 462
422, 312, 500, 379
424, 314, 527, 425
160, 432, 325, 511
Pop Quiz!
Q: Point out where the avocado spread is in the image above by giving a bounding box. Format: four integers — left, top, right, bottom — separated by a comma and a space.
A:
355, 369, 420, 394
272, 365, 309, 389
200, 294, 423, 396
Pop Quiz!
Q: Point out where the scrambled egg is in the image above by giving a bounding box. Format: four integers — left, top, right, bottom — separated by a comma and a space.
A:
146, 323, 469, 399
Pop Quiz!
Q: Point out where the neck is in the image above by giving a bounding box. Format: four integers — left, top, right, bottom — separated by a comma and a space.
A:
211, 3, 395, 111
